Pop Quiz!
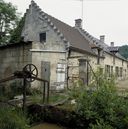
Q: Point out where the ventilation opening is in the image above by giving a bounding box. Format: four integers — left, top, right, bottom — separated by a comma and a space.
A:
40, 32, 46, 43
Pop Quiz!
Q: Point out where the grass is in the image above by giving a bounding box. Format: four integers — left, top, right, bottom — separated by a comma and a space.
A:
29, 92, 67, 104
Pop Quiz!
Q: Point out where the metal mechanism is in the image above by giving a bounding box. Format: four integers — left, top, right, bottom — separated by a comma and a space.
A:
0, 64, 38, 83
23, 64, 38, 82
0, 64, 50, 112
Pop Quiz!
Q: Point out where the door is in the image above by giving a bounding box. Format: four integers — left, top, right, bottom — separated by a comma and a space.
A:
41, 61, 50, 82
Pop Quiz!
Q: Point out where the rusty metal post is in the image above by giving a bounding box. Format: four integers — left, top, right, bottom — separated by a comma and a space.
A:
22, 78, 27, 112
47, 82, 50, 103
43, 81, 46, 104
87, 61, 89, 86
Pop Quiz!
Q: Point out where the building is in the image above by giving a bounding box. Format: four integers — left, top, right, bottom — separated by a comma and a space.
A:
0, 0, 128, 90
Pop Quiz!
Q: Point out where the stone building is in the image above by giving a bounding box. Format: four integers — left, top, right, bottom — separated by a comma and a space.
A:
0, 0, 128, 90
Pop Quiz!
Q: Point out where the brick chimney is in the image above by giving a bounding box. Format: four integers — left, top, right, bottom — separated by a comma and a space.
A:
100, 35, 105, 43
110, 42, 114, 47
75, 19, 82, 28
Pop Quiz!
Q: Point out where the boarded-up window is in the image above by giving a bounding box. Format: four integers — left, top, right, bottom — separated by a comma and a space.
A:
56, 63, 66, 90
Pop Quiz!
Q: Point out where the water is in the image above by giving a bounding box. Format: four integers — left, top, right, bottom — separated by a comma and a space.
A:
32, 123, 68, 129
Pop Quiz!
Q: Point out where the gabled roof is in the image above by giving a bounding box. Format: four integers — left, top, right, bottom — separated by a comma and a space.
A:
77, 28, 128, 61
29, 1, 95, 55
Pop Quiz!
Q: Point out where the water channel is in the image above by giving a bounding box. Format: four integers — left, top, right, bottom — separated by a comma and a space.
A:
32, 123, 68, 129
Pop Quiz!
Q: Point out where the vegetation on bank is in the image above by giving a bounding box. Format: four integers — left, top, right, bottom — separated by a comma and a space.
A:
27, 72, 128, 129
69, 72, 128, 129
119, 45, 128, 59
1, 71, 128, 129
0, 107, 29, 129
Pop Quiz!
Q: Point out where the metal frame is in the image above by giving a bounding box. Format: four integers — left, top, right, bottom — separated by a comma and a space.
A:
0, 64, 50, 111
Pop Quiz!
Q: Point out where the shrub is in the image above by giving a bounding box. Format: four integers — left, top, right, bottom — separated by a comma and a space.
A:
89, 119, 114, 129
69, 71, 128, 129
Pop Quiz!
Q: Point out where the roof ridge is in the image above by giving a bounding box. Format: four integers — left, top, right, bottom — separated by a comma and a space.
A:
78, 28, 110, 49
78, 28, 101, 47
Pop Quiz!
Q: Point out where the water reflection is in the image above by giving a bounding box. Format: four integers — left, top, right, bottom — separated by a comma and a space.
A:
32, 123, 68, 129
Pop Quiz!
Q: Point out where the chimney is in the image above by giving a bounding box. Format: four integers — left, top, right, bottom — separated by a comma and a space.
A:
110, 42, 114, 47
75, 19, 82, 28
100, 35, 105, 43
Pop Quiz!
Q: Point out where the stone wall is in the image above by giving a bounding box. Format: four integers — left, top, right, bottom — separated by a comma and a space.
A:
31, 49, 66, 90
0, 42, 32, 86
67, 50, 100, 86
103, 52, 128, 80
21, 2, 68, 90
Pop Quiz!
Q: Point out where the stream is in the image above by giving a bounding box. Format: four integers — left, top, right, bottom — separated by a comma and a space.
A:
32, 123, 68, 129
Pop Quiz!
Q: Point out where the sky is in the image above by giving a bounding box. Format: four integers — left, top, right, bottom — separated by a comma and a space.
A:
5, 0, 128, 46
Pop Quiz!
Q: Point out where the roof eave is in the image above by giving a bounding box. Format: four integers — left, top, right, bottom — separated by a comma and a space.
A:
69, 46, 97, 57
0, 41, 32, 49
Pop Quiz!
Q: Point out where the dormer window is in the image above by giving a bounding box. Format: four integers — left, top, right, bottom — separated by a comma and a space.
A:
40, 32, 46, 43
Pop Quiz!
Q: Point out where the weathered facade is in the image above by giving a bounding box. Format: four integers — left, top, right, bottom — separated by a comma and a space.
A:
0, 0, 128, 90
0, 42, 32, 80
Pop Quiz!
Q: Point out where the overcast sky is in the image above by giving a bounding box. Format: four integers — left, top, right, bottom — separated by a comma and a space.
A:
5, 0, 128, 46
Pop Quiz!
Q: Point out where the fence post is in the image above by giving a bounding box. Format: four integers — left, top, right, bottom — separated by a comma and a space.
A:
22, 78, 27, 112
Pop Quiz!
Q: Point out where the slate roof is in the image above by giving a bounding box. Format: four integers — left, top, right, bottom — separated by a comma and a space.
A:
77, 28, 128, 61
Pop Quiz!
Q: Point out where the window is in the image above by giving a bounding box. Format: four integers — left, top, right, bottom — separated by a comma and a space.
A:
40, 32, 46, 43
97, 49, 100, 64
120, 67, 123, 77
105, 65, 110, 77
111, 66, 113, 76
79, 59, 88, 84
115, 67, 119, 77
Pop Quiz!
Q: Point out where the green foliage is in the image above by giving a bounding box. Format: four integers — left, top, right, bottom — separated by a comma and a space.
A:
9, 81, 23, 98
89, 119, 114, 129
0, 0, 20, 44
69, 71, 128, 129
119, 45, 128, 59
68, 79, 85, 100
0, 81, 23, 100
10, 15, 25, 43
0, 107, 29, 129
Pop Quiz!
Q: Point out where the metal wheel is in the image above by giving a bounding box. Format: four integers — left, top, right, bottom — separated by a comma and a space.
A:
23, 64, 38, 82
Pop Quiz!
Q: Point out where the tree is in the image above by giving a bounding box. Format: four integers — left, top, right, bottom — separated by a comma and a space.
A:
119, 45, 128, 59
0, 0, 20, 44
10, 14, 25, 43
